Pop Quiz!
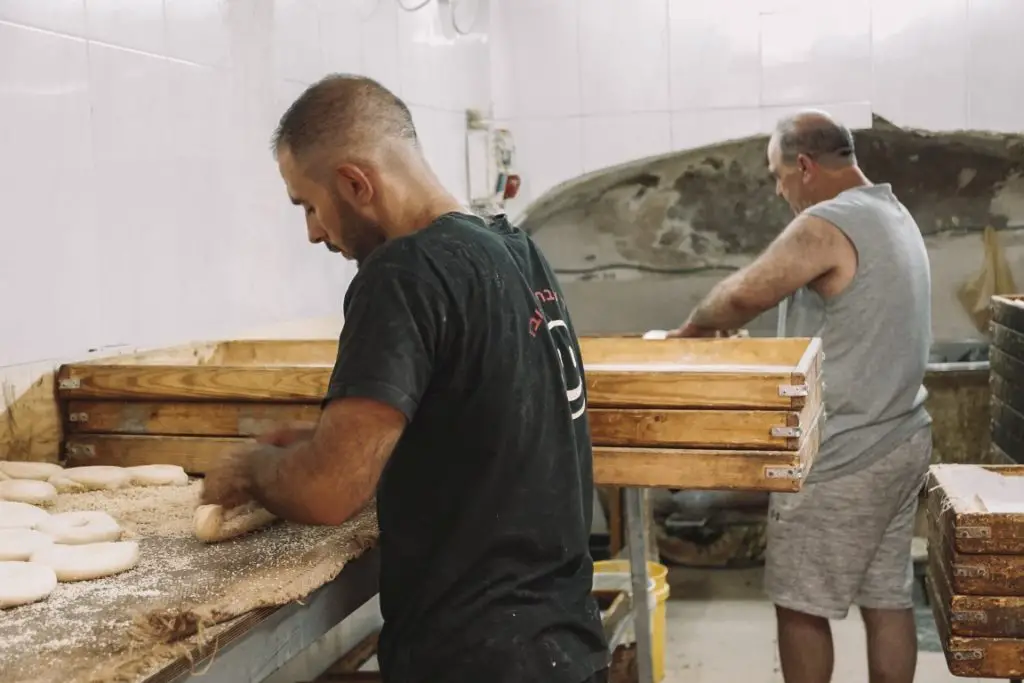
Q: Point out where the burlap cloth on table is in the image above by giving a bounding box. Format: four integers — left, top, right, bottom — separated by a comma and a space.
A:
0, 482, 379, 683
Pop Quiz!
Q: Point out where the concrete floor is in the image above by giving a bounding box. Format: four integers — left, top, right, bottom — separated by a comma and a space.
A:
662, 565, 981, 683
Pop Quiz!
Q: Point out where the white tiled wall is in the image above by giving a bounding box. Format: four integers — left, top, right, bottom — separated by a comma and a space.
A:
0, 0, 489, 368
491, 0, 1024, 210
4, 0, 1024, 366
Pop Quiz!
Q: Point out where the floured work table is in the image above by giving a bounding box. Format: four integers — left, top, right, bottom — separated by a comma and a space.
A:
55, 335, 824, 683
0, 479, 380, 683
927, 464, 1024, 682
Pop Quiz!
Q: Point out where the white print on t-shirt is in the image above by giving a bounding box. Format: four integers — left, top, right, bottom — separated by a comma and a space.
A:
528, 288, 586, 421
547, 319, 586, 421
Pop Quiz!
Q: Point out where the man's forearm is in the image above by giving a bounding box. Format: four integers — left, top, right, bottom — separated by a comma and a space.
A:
687, 277, 763, 331
246, 441, 367, 526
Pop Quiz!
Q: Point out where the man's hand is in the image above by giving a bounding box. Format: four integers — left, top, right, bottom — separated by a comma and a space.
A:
199, 444, 280, 509
666, 321, 721, 338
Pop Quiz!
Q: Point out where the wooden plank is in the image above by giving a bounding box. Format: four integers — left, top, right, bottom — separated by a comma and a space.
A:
587, 407, 808, 450
56, 365, 331, 401
211, 340, 338, 367
927, 524, 1024, 638
578, 336, 813, 366
586, 369, 801, 410
928, 465, 1024, 555
992, 321, 1024, 364
323, 629, 379, 675
991, 395, 1024, 464
991, 294, 1024, 335
593, 407, 821, 492
64, 434, 247, 474
928, 540, 1024, 677
64, 400, 320, 437
990, 346, 1024, 390
66, 400, 813, 451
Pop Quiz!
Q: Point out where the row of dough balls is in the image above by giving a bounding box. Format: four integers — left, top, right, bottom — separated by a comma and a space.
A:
0, 462, 189, 507
0, 462, 189, 610
0, 503, 138, 608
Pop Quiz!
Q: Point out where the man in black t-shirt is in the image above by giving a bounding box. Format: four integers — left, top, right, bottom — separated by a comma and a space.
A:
200, 74, 609, 683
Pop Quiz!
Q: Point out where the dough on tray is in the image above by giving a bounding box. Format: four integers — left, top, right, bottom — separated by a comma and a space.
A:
0, 529, 54, 561
126, 464, 189, 487
36, 511, 122, 545
0, 479, 58, 506
49, 465, 131, 493
0, 561, 58, 608
0, 501, 50, 529
0, 461, 63, 481
193, 503, 277, 543
30, 540, 140, 582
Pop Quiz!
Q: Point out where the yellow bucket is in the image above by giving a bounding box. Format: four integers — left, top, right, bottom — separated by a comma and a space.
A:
593, 560, 670, 681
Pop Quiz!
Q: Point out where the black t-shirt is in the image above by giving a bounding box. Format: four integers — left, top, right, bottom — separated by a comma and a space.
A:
324, 212, 608, 683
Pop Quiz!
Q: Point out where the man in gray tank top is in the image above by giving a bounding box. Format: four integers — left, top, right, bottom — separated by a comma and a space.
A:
667, 111, 932, 683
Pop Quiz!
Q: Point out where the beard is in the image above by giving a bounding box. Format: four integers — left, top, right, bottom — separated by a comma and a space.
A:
328, 188, 385, 266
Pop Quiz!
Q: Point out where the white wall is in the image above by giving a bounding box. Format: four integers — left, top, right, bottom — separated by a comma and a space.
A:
0, 0, 490, 369
491, 0, 1024, 213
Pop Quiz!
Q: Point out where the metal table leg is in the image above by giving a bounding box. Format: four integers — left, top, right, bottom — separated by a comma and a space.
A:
625, 487, 654, 683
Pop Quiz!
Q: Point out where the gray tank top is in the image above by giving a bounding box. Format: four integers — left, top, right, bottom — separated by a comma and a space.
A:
785, 183, 932, 483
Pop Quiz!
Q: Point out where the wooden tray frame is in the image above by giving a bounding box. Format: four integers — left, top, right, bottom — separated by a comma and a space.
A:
58, 338, 824, 493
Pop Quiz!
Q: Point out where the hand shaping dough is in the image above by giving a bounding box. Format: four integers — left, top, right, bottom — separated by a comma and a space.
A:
0, 561, 58, 608
30, 540, 140, 582
0, 461, 63, 481
193, 503, 277, 543
0, 501, 50, 529
126, 464, 188, 487
36, 511, 122, 545
0, 479, 58, 506
0, 529, 54, 561
49, 465, 131, 493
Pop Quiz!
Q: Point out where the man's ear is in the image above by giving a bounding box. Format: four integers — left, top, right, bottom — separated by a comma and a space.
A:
334, 164, 374, 205
796, 153, 812, 175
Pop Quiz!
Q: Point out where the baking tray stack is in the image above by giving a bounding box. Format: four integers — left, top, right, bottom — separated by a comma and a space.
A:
56, 336, 824, 493
926, 464, 1024, 679
989, 294, 1024, 463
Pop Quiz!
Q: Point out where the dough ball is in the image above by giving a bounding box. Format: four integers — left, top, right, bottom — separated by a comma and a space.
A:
193, 503, 277, 543
0, 479, 58, 506
0, 561, 58, 608
0, 529, 54, 561
0, 501, 50, 529
36, 511, 122, 545
0, 461, 63, 481
49, 465, 131, 493
127, 464, 188, 487
31, 540, 139, 582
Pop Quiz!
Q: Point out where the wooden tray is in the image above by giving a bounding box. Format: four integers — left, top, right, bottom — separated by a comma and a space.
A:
57, 337, 823, 411
58, 338, 824, 493
991, 294, 1024, 334
64, 400, 813, 452
928, 541, 1024, 677
927, 465, 1024, 555
580, 336, 821, 410
63, 406, 823, 493
928, 514, 1024, 638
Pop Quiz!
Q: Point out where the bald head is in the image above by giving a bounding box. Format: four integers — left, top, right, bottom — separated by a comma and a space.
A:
773, 111, 856, 168
271, 74, 418, 168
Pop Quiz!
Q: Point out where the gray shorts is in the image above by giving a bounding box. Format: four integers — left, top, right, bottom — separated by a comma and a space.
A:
764, 425, 932, 619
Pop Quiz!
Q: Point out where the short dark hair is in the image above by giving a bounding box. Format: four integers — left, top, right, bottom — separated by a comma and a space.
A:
775, 112, 856, 167
271, 73, 418, 162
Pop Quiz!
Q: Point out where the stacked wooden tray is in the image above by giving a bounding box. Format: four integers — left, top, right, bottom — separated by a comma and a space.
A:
58, 336, 823, 493
990, 294, 1024, 463
926, 464, 1024, 678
